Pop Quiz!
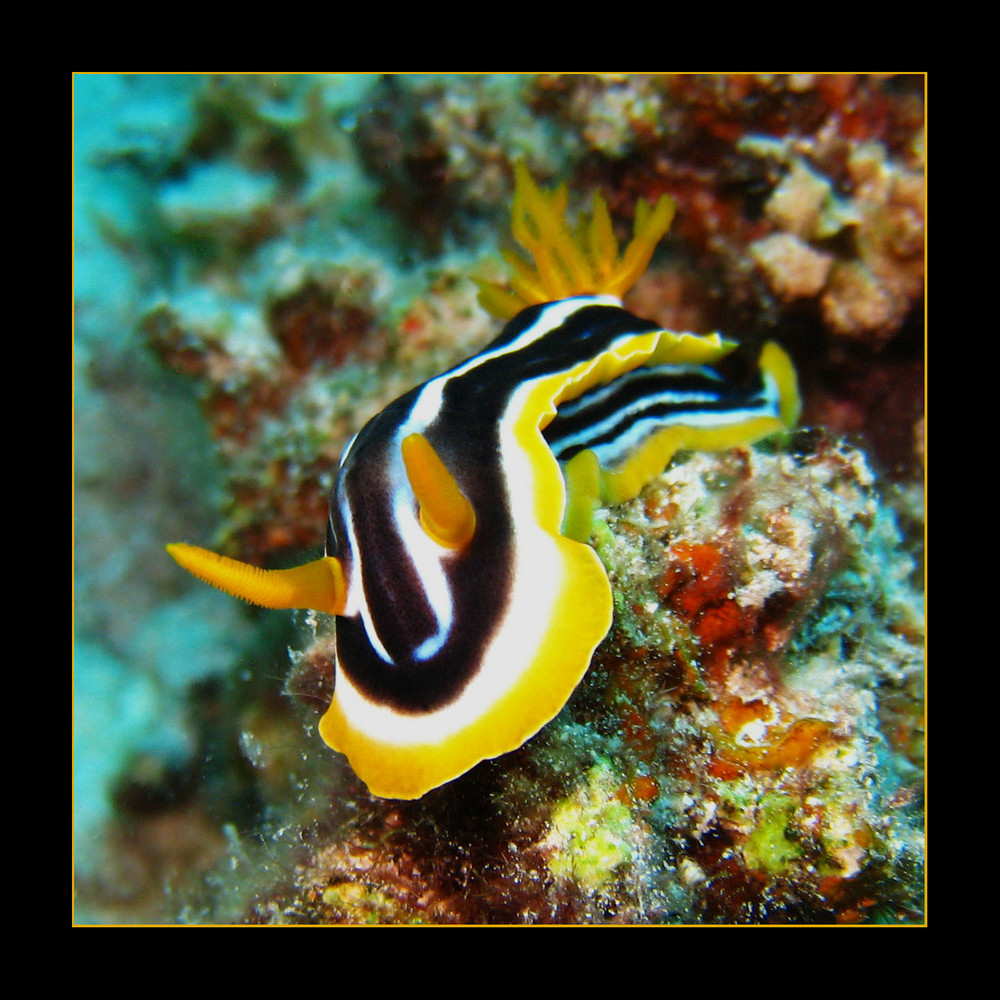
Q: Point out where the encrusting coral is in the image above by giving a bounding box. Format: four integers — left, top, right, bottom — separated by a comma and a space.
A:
743, 136, 924, 342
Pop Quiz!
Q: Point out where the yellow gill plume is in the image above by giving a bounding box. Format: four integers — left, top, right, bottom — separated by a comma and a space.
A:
476, 162, 676, 319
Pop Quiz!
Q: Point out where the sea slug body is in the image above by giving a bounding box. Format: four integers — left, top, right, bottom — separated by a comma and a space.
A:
168, 164, 800, 799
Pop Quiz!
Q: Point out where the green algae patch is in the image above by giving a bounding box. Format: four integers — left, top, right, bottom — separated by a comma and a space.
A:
742, 793, 803, 874
543, 761, 634, 892
320, 882, 415, 924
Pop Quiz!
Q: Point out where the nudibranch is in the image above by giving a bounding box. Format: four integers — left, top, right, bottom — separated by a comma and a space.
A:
168, 163, 800, 800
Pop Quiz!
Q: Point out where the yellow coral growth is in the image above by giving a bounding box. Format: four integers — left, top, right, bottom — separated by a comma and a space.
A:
476, 162, 676, 319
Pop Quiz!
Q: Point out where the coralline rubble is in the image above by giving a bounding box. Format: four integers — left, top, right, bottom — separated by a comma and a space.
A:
532, 74, 924, 329
744, 136, 924, 343
588, 436, 923, 921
